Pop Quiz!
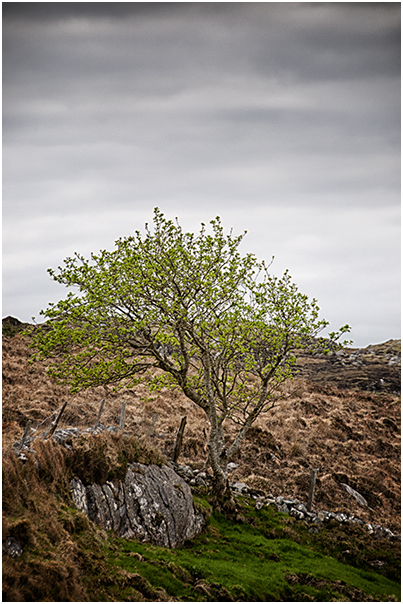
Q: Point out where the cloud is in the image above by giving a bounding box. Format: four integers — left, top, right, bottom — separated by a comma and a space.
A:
3, 3, 400, 347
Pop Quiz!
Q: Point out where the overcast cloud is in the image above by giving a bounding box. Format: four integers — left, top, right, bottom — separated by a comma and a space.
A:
3, 2, 400, 347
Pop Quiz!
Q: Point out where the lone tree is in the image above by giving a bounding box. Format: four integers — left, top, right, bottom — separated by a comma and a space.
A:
29, 209, 350, 500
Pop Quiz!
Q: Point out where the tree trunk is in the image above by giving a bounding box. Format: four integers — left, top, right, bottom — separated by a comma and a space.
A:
211, 469, 228, 500
207, 420, 231, 504
201, 346, 231, 503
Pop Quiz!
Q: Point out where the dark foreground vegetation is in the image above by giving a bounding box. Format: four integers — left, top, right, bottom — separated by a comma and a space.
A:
2, 434, 400, 602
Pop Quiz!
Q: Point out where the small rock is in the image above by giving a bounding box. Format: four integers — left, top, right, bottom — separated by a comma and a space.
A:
278, 503, 289, 514
250, 488, 265, 498
255, 501, 264, 511
106, 426, 119, 433
317, 511, 336, 522
3, 537, 23, 558
53, 428, 79, 445
369, 560, 386, 568
349, 517, 364, 525
70, 476, 89, 515
84, 424, 106, 435
175, 465, 194, 481
373, 525, 394, 539
227, 462, 239, 472
230, 481, 249, 494
289, 508, 305, 521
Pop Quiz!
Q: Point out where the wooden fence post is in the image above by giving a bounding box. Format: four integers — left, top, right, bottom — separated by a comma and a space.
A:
307, 468, 319, 512
47, 401, 68, 439
119, 401, 127, 432
173, 416, 187, 463
94, 398, 105, 427
16, 420, 32, 452
146, 413, 159, 438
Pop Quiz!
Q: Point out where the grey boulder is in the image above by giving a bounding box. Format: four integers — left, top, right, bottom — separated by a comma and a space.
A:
70, 462, 204, 548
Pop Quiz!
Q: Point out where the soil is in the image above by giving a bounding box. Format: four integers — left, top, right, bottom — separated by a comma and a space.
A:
2, 317, 401, 534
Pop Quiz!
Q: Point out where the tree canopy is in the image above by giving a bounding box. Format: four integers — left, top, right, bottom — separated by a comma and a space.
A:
29, 208, 350, 498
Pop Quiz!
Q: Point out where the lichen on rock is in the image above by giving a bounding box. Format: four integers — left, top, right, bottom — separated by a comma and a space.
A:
70, 462, 204, 548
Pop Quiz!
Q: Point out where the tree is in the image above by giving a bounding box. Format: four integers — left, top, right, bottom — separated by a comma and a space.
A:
29, 209, 350, 501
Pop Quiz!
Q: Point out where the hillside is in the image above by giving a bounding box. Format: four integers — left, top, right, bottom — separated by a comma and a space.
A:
2, 318, 400, 534
2, 318, 401, 601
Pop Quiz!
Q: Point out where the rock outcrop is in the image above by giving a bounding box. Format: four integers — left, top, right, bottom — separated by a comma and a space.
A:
293, 339, 401, 393
70, 462, 204, 548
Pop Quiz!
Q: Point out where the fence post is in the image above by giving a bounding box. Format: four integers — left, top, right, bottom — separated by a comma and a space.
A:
16, 420, 32, 453
47, 401, 68, 439
146, 413, 159, 438
307, 468, 319, 512
119, 401, 127, 432
173, 416, 187, 463
94, 398, 105, 427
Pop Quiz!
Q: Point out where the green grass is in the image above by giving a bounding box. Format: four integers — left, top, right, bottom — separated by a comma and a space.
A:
3, 438, 400, 602
106, 500, 400, 602
105, 498, 400, 602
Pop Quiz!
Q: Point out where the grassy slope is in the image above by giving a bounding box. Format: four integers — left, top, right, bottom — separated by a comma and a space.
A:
2, 435, 400, 602
106, 497, 400, 602
2, 328, 401, 601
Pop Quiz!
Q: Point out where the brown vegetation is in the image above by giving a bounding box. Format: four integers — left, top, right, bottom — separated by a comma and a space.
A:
2, 430, 168, 601
2, 329, 401, 536
2, 324, 401, 601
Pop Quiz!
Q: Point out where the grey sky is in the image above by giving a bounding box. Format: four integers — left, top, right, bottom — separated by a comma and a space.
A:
3, 2, 400, 347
